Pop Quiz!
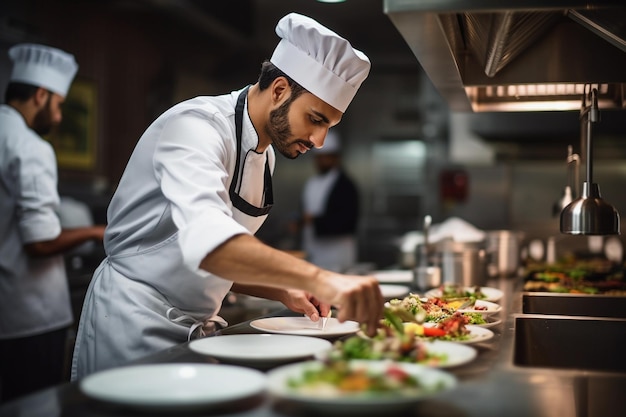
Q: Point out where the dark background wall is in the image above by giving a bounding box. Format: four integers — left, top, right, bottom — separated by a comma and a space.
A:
2, 0, 625, 270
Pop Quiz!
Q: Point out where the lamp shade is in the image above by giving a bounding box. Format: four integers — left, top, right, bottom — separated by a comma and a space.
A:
560, 182, 620, 235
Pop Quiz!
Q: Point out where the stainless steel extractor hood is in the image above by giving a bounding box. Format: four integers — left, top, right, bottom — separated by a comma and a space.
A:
384, 0, 626, 112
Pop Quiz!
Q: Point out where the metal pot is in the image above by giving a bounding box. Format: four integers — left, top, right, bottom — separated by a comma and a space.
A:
485, 230, 524, 277
437, 239, 489, 287
416, 239, 489, 287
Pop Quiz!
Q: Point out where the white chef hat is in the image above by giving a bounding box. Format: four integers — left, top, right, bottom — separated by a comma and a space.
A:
8, 43, 78, 97
270, 13, 370, 113
314, 129, 342, 155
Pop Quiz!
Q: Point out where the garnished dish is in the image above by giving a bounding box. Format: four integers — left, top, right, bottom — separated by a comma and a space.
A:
325, 336, 476, 368
387, 293, 500, 325
286, 360, 432, 396
318, 305, 479, 368
382, 302, 494, 345
457, 299, 502, 316
524, 258, 626, 295
266, 359, 457, 414
424, 284, 504, 302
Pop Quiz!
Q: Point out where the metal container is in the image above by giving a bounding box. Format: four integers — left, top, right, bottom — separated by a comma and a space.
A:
438, 240, 489, 287
416, 239, 489, 287
485, 230, 524, 277
413, 265, 442, 291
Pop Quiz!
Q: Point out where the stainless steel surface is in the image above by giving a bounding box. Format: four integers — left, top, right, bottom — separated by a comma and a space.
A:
384, 0, 626, 111
513, 314, 626, 372
560, 89, 620, 235
522, 292, 626, 318
2, 278, 626, 417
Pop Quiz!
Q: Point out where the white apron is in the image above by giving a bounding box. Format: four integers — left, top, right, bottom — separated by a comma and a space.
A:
71, 87, 274, 379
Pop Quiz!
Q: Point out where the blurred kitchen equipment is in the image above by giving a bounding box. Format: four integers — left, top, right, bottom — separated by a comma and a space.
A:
399, 217, 487, 269
560, 87, 620, 235
418, 215, 432, 270
485, 230, 525, 277
552, 145, 579, 217
413, 215, 442, 291
414, 266, 441, 292
439, 239, 489, 287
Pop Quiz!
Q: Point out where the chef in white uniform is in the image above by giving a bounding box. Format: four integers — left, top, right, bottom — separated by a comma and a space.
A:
0, 44, 106, 401
301, 130, 360, 272
71, 12, 383, 379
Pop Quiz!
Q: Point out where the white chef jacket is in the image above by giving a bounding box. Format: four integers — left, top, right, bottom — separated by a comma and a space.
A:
71, 87, 275, 379
302, 168, 356, 272
0, 104, 72, 339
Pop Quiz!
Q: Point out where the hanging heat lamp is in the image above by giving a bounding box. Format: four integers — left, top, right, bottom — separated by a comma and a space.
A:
560, 87, 620, 235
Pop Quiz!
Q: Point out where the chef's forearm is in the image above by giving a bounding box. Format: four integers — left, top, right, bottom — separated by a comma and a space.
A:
200, 234, 324, 293
230, 283, 287, 301
24, 226, 106, 257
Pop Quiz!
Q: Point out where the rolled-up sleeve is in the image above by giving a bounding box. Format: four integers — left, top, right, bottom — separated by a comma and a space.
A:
17, 140, 61, 244
153, 111, 250, 273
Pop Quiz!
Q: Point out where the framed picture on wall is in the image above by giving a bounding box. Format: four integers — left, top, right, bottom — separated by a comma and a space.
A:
45, 77, 97, 170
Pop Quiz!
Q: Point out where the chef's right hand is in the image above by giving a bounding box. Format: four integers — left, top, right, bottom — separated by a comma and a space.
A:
315, 272, 383, 337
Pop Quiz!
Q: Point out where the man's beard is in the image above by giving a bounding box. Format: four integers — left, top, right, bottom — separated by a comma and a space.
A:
32, 97, 54, 136
265, 96, 313, 160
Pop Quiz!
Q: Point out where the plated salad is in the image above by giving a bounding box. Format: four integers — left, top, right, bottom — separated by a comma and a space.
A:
327, 333, 449, 366
387, 293, 488, 325
286, 360, 427, 397
322, 305, 474, 366
438, 283, 489, 300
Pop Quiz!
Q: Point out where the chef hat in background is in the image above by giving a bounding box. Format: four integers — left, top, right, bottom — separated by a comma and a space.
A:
314, 129, 342, 155
8, 43, 78, 97
270, 12, 370, 113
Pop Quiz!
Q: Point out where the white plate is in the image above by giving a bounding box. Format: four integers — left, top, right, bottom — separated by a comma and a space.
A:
424, 286, 503, 302
380, 284, 411, 299
419, 340, 478, 368
267, 360, 457, 415
80, 363, 266, 411
250, 317, 360, 338
457, 299, 502, 316
474, 317, 503, 329
189, 334, 332, 364
372, 270, 413, 284
420, 324, 494, 344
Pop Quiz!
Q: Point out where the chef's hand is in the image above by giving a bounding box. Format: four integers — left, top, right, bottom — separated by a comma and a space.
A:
280, 289, 331, 322
314, 273, 383, 337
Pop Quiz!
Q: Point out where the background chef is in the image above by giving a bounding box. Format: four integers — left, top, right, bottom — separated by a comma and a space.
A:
0, 43, 106, 401
299, 129, 360, 272
71, 12, 383, 379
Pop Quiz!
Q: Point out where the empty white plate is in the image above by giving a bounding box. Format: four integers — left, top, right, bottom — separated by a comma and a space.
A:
80, 363, 266, 411
380, 284, 411, 300
189, 334, 332, 364
372, 270, 413, 284
250, 317, 360, 338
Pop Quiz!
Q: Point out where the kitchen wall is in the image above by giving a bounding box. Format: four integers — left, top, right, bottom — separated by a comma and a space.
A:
2, 1, 625, 271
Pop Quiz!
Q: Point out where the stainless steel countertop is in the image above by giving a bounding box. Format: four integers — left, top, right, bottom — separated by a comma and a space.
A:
1, 277, 624, 417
